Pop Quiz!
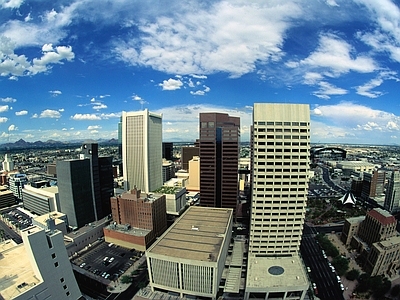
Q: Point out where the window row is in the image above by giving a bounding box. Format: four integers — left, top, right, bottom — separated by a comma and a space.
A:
254, 141, 309, 146
256, 128, 308, 133
256, 135, 308, 140
256, 121, 308, 126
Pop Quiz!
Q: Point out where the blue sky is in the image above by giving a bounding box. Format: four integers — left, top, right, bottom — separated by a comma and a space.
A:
1, 0, 400, 145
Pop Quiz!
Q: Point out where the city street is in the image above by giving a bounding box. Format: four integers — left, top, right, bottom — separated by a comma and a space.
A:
301, 224, 345, 300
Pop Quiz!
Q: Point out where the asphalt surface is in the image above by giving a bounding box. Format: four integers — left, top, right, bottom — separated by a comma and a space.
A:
301, 224, 345, 300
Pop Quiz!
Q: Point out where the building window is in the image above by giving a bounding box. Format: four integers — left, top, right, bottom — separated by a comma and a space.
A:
52, 253, 56, 259
60, 278, 64, 283
54, 262, 59, 267
63, 285, 67, 290
66, 291, 70, 296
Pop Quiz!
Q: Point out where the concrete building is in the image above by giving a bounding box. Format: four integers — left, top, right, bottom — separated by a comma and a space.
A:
181, 146, 199, 171
384, 170, 400, 213
57, 143, 113, 229
104, 188, 167, 250
361, 170, 386, 200
0, 186, 15, 208
0, 225, 82, 300
245, 103, 310, 300
47, 163, 57, 177
32, 211, 68, 235
336, 161, 376, 176
146, 206, 233, 299
340, 216, 365, 246
199, 113, 240, 213
122, 109, 163, 193
344, 208, 400, 277
22, 185, 60, 216
9, 173, 27, 200
2, 153, 14, 172
162, 159, 175, 183
358, 208, 397, 246
153, 185, 187, 216
186, 155, 200, 192
162, 142, 173, 160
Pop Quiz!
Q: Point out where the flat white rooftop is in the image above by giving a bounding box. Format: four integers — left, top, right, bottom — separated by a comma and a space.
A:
148, 206, 232, 262
246, 256, 309, 291
0, 240, 41, 299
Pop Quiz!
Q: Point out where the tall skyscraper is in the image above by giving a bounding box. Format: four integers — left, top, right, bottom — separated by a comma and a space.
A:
199, 113, 240, 213
57, 143, 113, 228
384, 170, 400, 213
122, 110, 163, 193
245, 103, 310, 300
2, 153, 14, 171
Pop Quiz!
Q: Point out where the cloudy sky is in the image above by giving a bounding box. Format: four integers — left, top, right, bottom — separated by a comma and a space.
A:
1, 0, 400, 145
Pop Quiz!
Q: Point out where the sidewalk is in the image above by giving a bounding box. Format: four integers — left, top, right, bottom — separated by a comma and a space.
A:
107, 254, 147, 293
327, 233, 363, 300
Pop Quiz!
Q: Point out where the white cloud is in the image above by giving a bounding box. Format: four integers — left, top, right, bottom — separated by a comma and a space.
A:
39, 109, 61, 118
59, 108, 64, 112
0, 105, 9, 112
100, 113, 120, 119
313, 81, 348, 99
0, 117, 8, 123
312, 102, 400, 137
8, 124, 17, 131
152, 104, 253, 141
31, 113, 38, 118
159, 78, 183, 90
191, 74, 207, 79
90, 130, 99, 134
355, 71, 399, 98
99, 94, 110, 98
15, 110, 28, 116
49, 90, 62, 96
0, 37, 75, 78
190, 85, 211, 96
1, 97, 16, 103
114, 1, 301, 77
93, 103, 107, 110
87, 125, 101, 130
325, 0, 339, 7
1, 0, 24, 9
71, 113, 101, 120
355, 0, 400, 63
288, 33, 377, 76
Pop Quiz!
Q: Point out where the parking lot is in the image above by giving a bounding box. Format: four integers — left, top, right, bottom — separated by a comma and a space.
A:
72, 241, 143, 283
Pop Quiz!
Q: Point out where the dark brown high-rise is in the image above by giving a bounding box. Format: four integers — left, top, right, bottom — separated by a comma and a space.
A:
199, 113, 240, 213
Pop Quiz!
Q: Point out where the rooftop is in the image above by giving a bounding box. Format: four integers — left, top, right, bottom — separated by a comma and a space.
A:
368, 208, 396, 226
0, 240, 41, 299
148, 206, 232, 262
246, 256, 309, 291
152, 186, 183, 194
105, 223, 151, 237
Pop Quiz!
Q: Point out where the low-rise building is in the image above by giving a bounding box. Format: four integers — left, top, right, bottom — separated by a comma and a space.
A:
22, 185, 60, 216
0, 186, 15, 209
146, 206, 233, 300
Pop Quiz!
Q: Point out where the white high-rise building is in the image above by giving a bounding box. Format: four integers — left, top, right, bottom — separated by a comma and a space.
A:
122, 110, 163, 193
384, 170, 400, 213
0, 223, 82, 300
2, 153, 14, 171
245, 103, 310, 300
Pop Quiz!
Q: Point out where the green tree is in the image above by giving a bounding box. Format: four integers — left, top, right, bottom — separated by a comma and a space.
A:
373, 277, 391, 298
332, 256, 349, 276
346, 269, 360, 281
120, 275, 132, 284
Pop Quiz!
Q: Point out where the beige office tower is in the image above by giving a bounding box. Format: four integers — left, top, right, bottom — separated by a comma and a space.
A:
245, 103, 310, 300
122, 110, 163, 193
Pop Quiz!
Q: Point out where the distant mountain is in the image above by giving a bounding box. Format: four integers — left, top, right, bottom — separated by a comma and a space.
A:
0, 138, 119, 150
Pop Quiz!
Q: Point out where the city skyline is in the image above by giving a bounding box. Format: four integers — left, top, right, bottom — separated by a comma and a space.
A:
1, 0, 400, 145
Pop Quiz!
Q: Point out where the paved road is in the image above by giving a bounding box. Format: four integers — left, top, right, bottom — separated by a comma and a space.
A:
301, 224, 344, 300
